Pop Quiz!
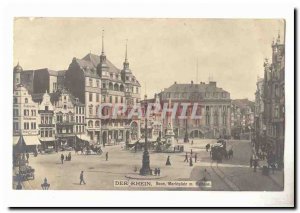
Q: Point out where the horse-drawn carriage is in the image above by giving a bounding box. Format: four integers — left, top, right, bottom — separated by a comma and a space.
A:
211, 140, 233, 162
76, 144, 103, 155
18, 165, 35, 181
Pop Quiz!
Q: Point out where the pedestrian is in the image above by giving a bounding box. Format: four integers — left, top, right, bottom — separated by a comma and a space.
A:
80, 171, 86, 185
250, 156, 253, 168
191, 149, 193, 155
174, 147, 176, 153
166, 156, 171, 166
65, 154, 68, 161
189, 156, 193, 167
26, 152, 29, 162
253, 160, 258, 172
194, 153, 197, 163
106, 152, 108, 161
191, 140, 194, 145
157, 168, 161, 176
154, 168, 158, 176
184, 152, 188, 162
271, 163, 275, 174
68, 152, 72, 161
61, 154, 64, 164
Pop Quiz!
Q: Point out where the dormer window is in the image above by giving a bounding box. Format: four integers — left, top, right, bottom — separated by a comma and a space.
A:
110, 74, 113, 79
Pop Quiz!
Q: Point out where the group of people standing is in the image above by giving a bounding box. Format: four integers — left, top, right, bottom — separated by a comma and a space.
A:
60, 152, 72, 164
184, 149, 198, 166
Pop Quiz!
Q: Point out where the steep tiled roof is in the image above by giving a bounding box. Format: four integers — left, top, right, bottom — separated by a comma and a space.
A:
79, 53, 121, 74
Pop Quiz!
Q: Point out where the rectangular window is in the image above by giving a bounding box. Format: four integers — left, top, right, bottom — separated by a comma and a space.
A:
13, 122, 19, 131
115, 96, 118, 103
89, 78, 93, 87
96, 80, 100, 88
89, 93, 93, 102
45, 130, 48, 137
41, 130, 44, 137
49, 130, 52, 137
96, 94, 99, 102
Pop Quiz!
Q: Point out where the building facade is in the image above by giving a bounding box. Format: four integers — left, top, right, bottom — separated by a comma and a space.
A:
37, 91, 56, 149
13, 84, 40, 152
262, 34, 285, 168
157, 81, 231, 139
231, 99, 255, 140
254, 77, 265, 151
65, 35, 141, 145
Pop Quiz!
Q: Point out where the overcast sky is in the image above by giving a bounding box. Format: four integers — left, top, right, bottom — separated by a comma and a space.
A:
14, 18, 284, 100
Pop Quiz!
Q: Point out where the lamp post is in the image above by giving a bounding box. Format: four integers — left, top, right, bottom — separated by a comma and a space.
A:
140, 95, 152, 176
184, 118, 189, 143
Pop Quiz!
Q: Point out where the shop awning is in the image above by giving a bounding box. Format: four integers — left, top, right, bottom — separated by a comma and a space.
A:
23, 135, 41, 146
39, 137, 56, 142
13, 136, 20, 146
76, 134, 90, 142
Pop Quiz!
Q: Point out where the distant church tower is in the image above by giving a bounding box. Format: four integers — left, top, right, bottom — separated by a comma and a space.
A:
97, 30, 109, 78
121, 40, 131, 83
13, 62, 23, 89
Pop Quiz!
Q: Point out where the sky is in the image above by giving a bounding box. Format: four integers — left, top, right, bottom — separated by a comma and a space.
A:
14, 18, 285, 101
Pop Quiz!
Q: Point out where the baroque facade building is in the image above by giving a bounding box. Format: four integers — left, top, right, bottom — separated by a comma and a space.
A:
148, 81, 231, 139
262, 34, 285, 168
64, 34, 141, 145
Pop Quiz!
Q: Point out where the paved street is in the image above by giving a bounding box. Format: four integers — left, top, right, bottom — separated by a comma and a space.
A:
15, 139, 283, 191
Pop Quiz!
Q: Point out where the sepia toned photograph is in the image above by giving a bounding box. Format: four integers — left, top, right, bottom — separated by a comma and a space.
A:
12, 18, 287, 192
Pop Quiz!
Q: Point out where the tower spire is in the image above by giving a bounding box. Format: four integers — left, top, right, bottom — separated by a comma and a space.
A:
125, 39, 128, 63
123, 39, 129, 70
196, 58, 198, 84
101, 29, 105, 55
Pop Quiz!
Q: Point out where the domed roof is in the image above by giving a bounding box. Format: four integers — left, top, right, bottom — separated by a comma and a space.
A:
14, 62, 23, 72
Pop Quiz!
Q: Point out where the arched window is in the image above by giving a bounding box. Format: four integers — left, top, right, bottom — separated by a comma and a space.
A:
88, 120, 93, 127
25, 98, 28, 103
114, 83, 119, 91
120, 84, 124, 92
109, 82, 113, 90
95, 121, 100, 127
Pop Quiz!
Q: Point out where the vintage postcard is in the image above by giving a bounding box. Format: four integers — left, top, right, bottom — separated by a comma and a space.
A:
9, 16, 294, 207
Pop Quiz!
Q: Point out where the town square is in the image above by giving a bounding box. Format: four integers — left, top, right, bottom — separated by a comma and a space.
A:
12, 18, 285, 191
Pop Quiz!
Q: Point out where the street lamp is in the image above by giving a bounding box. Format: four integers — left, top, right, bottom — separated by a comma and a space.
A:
41, 177, 50, 190
140, 95, 152, 176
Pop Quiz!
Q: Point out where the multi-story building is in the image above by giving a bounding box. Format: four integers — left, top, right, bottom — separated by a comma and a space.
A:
51, 89, 76, 147
263, 34, 285, 168
153, 80, 231, 139
231, 99, 255, 139
36, 91, 56, 150
65, 34, 141, 145
13, 33, 141, 147
14, 66, 66, 94
254, 77, 265, 150
13, 83, 40, 152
